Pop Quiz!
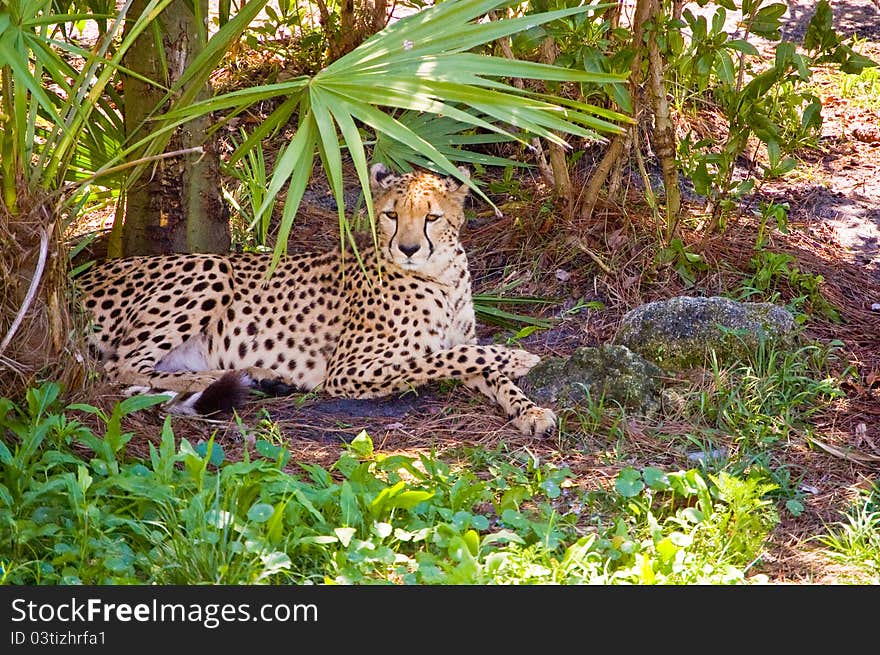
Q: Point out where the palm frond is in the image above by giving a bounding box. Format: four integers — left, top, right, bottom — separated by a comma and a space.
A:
161, 0, 628, 262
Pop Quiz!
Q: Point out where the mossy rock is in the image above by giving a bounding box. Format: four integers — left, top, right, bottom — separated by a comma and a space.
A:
612, 296, 796, 371
521, 345, 663, 415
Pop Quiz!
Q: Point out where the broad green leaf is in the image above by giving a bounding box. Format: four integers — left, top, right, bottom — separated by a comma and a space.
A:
715, 50, 736, 85
655, 537, 679, 564
711, 8, 727, 36
247, 502, 274, 523
292, 488, 325, 523
726, 39, 759, 56
334, 526, 357, 548
615, 467, 645, 498
255, 439, 284, 460
348, 430, 374, 459
373, 522, 393, 539
462, 529, 480, 556
339, 481, 362, 527
680, 507, 705, 524
259, 551, 291, 576
387, 490, 434, 510
804, 0, 837, 52
750, 3, 788, 40
0, 440, 11, 465
643, 467, 670, 490
266, 501, 287, 545
117, 393, 172, 416
194, 440, 225, 466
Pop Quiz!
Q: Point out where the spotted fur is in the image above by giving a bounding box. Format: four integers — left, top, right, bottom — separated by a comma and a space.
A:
75, 164, 556, 437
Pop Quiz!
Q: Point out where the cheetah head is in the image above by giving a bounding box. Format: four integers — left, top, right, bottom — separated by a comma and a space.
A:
370, 163, 470, 276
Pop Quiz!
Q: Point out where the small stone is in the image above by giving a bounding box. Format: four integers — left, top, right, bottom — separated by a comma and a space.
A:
687, 448, 727, 463
871, 303, 880, 311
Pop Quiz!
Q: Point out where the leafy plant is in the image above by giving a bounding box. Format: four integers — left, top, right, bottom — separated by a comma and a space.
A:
668, 0, 876, 229
222, 129, 275, 249
656, 237, 707, 286
689, 339, 845, 448
600, 465, 778, 583
738, 201, 842, 322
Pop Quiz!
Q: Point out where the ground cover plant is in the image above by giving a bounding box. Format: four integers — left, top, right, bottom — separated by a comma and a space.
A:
1, 0, 879, 585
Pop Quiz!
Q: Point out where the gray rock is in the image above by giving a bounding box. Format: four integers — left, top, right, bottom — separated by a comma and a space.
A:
521, 345, 663, 415
612, 296, 796, 370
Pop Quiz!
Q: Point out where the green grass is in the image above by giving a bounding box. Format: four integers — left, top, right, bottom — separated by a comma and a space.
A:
681, 339, 845, 449
1, 382, 789, 585
816, 487, 880, 582
0, 336, 862, 585
834, 65, 880, 110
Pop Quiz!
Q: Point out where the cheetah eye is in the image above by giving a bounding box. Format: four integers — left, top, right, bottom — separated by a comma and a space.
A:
383, 211, 398, 221
425, 213, 442, 222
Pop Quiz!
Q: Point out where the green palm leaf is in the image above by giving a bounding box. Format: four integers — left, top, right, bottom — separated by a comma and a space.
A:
373, 110, 523, 172
162, 0, 627, 263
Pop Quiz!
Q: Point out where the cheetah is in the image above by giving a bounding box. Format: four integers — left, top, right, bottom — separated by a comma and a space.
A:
75, 164, 557, 437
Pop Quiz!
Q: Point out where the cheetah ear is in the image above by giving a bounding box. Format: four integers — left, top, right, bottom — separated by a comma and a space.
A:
448, 166, 471, 198
370, 163, 398, 192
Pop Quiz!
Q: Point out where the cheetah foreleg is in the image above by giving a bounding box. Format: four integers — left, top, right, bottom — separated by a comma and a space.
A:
323, 344, 540, 397
461, 369, 557, 438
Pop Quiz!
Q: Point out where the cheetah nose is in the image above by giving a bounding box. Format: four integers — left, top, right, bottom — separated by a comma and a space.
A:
399, 242, 421, 258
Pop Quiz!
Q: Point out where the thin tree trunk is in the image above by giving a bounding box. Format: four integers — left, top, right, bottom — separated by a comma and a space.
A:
335, 0, 358, 59
604, 1, 622, 29
580, 136, 625, 220
539, 37, 572, 214
672, 0, 685, 21
119, 0, 229, 257
579, 0, 653, 221
370, 0, 388, 32
646, 0, 680, 237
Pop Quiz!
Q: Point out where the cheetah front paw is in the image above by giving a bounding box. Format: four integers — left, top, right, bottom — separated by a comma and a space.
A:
502, 349, 543, 379
513, 406, 557, 438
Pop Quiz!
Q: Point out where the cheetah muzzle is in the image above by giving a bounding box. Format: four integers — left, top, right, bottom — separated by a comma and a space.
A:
75, 164, 557, 438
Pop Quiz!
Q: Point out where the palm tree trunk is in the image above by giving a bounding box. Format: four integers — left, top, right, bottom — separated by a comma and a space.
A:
0, 66, 18, 214
117, 0, 229, 257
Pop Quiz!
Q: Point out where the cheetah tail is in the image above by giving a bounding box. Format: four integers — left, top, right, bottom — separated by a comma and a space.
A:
189, 371, 251, 416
